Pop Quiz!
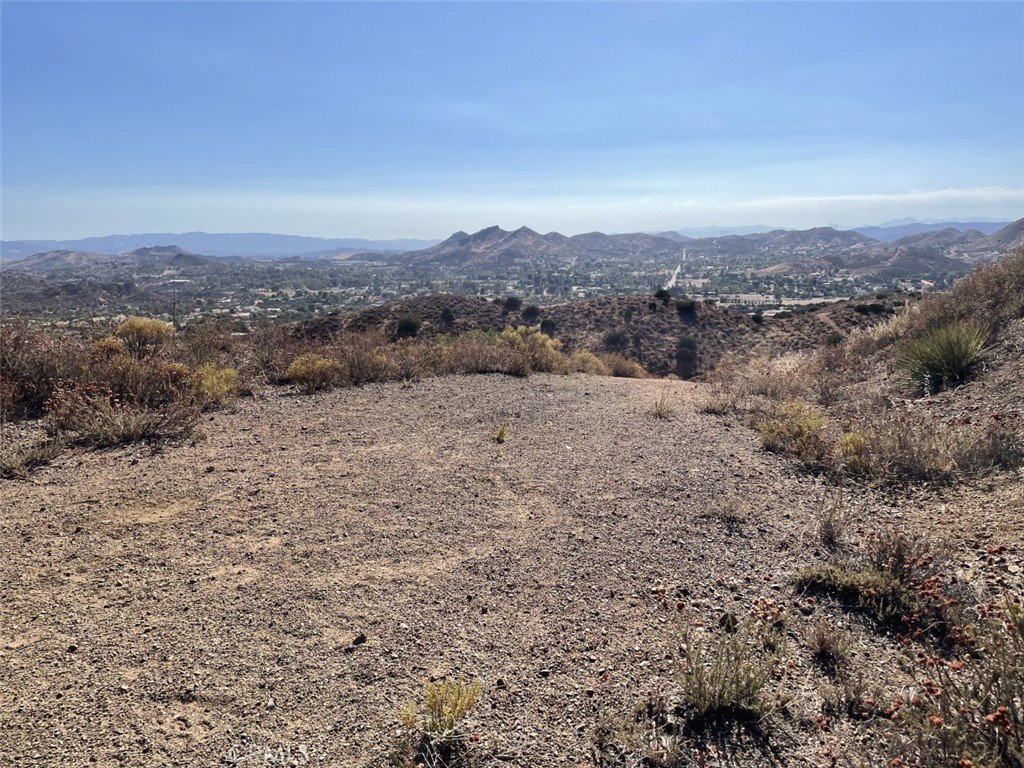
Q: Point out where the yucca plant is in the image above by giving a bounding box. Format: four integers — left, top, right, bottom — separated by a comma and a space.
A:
896, 322, 987, 394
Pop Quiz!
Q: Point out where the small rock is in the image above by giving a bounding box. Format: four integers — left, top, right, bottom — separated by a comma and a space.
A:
538, 669, 551, 678
351, 633, 367, 646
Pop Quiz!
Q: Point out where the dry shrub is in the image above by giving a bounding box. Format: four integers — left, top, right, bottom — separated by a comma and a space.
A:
0, 435, 65, 479
0, 321, 89, 419
911, 247, 1024, 335
391, 677, 482, 768
796, 528, 971, 647
570, 349, 611, 376
756, 401, 830, 466
330, 330, 395, 385
851, 411, 1023, 485
45, 386, 199, 446
879, 600, 1024, 768
285, 353, 343, 394
441, 331, 515, 375
114, 316, 175, 359
87, 354, 191, 409
177, 320, 238, 367
192, 363, 238, 408
741, 353, 817, 401
500, 325, 567, 374
601, 353, 646, 378
244, 324, 309, 384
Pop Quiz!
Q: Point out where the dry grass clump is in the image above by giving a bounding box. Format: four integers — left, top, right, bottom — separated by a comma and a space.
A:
676, 618, 789, 723
816, 494, 851, 552
841, 411, 1023, 485
390, 677, 482, 768
649, 386, 676, 419
0, 435, 65, 479
591, 607, 791, 767
756, 401, 830, 467
805, 619, 851, 677
44, 386, 200, 447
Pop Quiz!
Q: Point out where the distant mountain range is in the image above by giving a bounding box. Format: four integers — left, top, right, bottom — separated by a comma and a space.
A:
346, 220, 1022, 274
352, 225, 687, 267
850, 220, 1012, 241
0, 232, 441, 262
2, 245, 221, 273
2, 220, 1016, 263
3, 219, 1021, 280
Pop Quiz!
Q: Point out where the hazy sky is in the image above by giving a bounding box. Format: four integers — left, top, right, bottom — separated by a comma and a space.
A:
2, 1, 1022, 240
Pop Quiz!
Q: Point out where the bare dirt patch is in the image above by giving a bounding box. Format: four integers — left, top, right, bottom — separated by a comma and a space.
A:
0, 374, 1014, 766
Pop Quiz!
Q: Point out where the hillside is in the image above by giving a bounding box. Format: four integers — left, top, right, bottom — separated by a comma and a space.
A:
301, 291, 907, 378
4, 245, 214, 273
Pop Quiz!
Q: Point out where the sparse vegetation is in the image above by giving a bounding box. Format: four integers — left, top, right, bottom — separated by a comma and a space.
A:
0, 435, 65, 479
756, 401, 829, 467
896, 321, 988, 393
391, 677, 482, 768
492, 423, 509, 443
648, 386, 675, 419
676, 617, 788, 723
286, 353, 343, 394
114, 316, 175, 360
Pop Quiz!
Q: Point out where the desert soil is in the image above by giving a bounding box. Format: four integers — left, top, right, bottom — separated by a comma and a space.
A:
0, 374, 1017, 767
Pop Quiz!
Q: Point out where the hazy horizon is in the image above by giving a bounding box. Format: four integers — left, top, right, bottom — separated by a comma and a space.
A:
2, 2, 1022, 241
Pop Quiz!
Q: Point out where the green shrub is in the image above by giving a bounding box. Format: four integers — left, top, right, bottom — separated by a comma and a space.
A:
603, 330, 629, 352
395, 314, 421, 340
285, 353, 342, 393
896, 322, 987, 393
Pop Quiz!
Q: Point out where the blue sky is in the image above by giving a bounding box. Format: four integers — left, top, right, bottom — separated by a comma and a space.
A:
2, 1, 1022, 239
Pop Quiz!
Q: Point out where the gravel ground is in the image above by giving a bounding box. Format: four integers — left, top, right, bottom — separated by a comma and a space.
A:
0, 373, 1014, 767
